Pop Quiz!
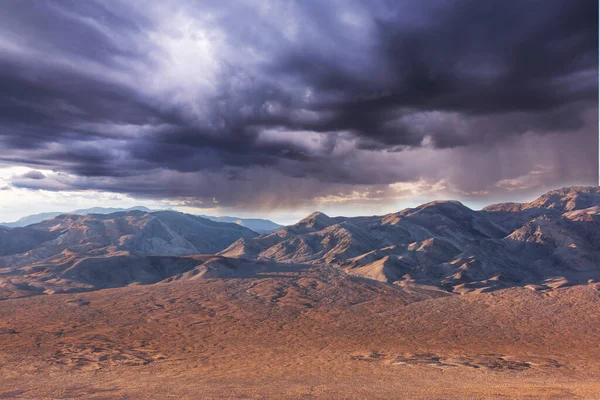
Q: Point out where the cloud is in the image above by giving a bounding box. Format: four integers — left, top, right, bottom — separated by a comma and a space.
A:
19, 170, 46, 180
0, 0, 597, 212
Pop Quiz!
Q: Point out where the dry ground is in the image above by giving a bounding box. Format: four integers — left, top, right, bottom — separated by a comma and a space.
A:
1, 264, 600, 399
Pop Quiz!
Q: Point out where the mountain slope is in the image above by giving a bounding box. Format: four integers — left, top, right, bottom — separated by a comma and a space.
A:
0, 210, 258, 278
222, 186, 600, 293
482, 186, 600, 231
0, 226, 61, 257
0, 254, 277, 299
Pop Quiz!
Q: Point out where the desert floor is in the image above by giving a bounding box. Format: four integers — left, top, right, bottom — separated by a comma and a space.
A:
1, 265, 600, 399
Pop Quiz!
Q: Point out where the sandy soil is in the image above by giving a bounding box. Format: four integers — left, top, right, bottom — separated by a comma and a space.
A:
1, 264, 600, 399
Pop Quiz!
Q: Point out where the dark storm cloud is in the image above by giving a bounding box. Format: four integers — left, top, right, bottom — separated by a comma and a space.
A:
267, 0, 598, 147
0, 0, 597, 208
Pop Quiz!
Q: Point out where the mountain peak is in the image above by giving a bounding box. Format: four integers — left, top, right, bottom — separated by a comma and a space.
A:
297, 211, 335, 230
419, 200, 467, 209
400, 200, 471, 217
302, 211, 329, 220
484, 186, 600, 214
528, 186, 600, 212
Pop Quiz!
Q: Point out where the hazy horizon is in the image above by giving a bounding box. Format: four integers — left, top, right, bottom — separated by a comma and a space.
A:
1, 182, 597, 226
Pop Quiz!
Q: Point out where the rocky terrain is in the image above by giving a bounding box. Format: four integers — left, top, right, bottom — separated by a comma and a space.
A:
0, 186, 599, 398
221, 186, 600, 293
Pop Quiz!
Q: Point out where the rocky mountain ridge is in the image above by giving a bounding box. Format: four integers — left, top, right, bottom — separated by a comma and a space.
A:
221, 186, 600, 293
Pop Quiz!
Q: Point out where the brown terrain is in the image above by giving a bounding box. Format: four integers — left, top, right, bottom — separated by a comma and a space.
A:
1, 186, 600, 399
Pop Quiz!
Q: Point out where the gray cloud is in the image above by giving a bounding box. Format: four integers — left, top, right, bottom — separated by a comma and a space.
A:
19, 170, 46, 180
0, 0, 597, 210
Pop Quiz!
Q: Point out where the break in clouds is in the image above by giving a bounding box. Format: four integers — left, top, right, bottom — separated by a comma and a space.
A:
0, 0, 598, 211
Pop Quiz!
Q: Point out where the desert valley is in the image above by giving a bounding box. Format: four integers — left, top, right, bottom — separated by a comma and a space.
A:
0, 186, 599, 398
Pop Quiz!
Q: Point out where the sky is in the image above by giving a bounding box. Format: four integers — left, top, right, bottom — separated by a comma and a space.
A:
0, 0, 598, 224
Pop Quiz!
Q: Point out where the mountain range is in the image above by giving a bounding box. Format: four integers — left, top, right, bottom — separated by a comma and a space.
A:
221, 186, 600, 293
0, 206, 153, 228
0, 186, 598, 299
1, 207, 282, 233
0, 210, 258, 298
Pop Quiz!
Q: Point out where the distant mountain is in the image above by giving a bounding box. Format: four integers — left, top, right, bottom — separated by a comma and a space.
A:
71, 206, 153, 215
199, 215, 282, 233
1, 212, 63, 228
1, 206, 154, 228
0, 210, 259, 297
20, 210, 257, 258
1, 207, 283, 233
221, 186, 600, 293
